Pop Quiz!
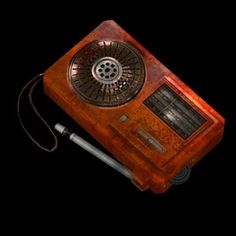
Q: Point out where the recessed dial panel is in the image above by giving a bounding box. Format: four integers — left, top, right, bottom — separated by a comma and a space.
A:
144, 84, 207, 139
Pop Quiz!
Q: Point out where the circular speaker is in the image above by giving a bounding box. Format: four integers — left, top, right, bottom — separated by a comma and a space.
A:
69, 41, 145, 107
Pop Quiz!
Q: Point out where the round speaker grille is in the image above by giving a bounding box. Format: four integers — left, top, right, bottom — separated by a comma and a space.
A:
69, 41, 145, 107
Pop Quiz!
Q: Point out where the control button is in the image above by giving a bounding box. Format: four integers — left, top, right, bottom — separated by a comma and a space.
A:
136, 128, 166, 153
120, 115, 128, 122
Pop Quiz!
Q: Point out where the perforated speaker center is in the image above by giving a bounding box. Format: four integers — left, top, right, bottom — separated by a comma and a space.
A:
69, 41, 145, 107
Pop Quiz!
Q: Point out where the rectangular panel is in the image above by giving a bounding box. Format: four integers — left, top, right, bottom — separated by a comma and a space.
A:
144, 84, 207, 139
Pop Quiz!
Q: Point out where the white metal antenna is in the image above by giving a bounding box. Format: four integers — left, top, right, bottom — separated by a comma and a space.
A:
54, 123, 133, 180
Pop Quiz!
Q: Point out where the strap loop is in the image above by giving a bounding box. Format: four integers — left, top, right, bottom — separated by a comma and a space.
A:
17, 73, 58, 152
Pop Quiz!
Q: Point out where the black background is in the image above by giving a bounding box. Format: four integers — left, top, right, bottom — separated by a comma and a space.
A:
5, 1, 235, 230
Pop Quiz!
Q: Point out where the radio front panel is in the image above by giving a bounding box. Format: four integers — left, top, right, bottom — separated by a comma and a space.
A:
44, 20, 224, 193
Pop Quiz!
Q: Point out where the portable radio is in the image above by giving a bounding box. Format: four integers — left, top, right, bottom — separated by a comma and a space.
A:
44, 20, 224, 193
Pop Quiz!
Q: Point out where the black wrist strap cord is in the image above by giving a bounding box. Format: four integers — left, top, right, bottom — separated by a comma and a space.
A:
17, 73, 58, 152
